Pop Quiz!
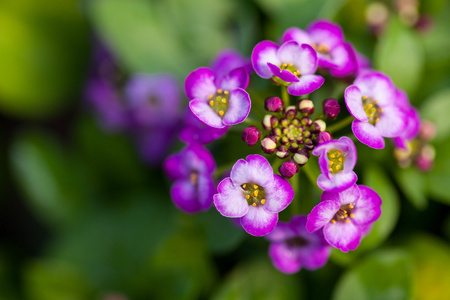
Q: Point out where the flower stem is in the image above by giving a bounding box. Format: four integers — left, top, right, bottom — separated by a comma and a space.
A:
281, 86, 290, 107
243, 117, 261, 127
289, 172, 300, 215
327, 115, 354, 133
301, 162, 320, 191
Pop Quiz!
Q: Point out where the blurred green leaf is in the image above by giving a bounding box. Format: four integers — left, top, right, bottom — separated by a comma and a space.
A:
10, 131, 89, 226
24, 260, 94, 300
420, 88, 450, 142
395, 167, 427, 210
332, 249, 413, 300
426, 139, 450, 205
375, 17, 424, 96
0, 0, 89, 118
212, 258, 302, 300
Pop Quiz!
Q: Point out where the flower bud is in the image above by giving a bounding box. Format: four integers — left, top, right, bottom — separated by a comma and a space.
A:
276, 145, 290, 159
262, 114, 279, 130
271, 127, 282, 137
301, 117, 312, 127
284, 106, 297, 119
289, 142, 299, 153
304, 138, 315, 150
419, 120, 436, 141
311, 119, 326, 132
280, 136, 289, 145
315, 131, 332, 144
293, 148, 310, 166
279, 159, 299, 179
264, 97, 284, 112
297, 99, 314, 116
416, 144, 435, 172
323, 98, 340, 119
241, 126, 262, 147
261, 136, 278, 154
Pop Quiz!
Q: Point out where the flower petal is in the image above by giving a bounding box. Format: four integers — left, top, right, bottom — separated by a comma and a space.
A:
376, 105, 407, 138
265, 221, 295, 242
287, 74, 324, 96
345, 85, 368, 121
240, 206, 278, 236
189, 99, 224, 128
352, 120, 385, 149
307, 19, 344, 50
298, 244, 331, 270
252, 40, 280, 78
317, 171, 358, 192
340, 136, 358, 171
352, 185, 382, 225
306, 200, 340, 232
267, 62, 300, 82
269, 243, 302, 273
230, 155, 274, 187
297, 44, 319, 75
171, 179, 202, 213
354, 71, 396, 106
282, 27, 312, 45
214, 177, 249, 218
264, 174, 294, 213
223, 88, 251, 126
329, 42, 357, 77
185, 67, 217, 100
321, 184, 361, 206
217, 67, 249, 90
323, 221, 361, 252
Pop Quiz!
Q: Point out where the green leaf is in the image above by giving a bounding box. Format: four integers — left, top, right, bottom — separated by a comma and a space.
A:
420, 88, 450, 142
332, 249, 413, 300
395, 167, 427, 209
212, 258, 302, 300
374, 17, 424, 96
425, 139, 450, 205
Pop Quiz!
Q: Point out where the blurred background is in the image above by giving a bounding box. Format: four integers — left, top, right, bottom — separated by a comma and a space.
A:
0, 0, 449, 299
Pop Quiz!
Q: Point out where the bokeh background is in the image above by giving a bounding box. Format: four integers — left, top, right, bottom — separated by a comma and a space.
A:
0, 0, 450, 299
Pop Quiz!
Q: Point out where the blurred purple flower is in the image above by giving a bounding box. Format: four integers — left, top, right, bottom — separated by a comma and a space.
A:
179, 108, 229, 145
213, 155, 294, 236
266, 215, 330, 273
164, 144, 216, 213
392, 88, 421, 149
210, 49, 253, 80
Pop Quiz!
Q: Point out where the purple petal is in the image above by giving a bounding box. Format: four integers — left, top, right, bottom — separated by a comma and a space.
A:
269, 243, 302, 273
251, 40, 280, 78
265, 221, 295, 242
282, 27, 312, 45
317, 171, 358, 193
214, 178, 249, 218
240, 206, 278, 236
185, 67, 217, 100
318, 53, 339, 68
376, 106, 407, 138
307, 20, 344, 50
321, 184, 361, 206
230, 155, 274, 187
297, 44, 319, 75
351, 185, 382, 225
210, 49, 252, 80
298, 244, 331, 270
217, 67, 249, 91
306, 200, 340, 232
264, 174, 294, 213
345, 85, 368, 121
323, 221, 361, 252
287, 75, 324, 96
171, 178, 213, 214
267, 62, 300, 82
341, 136, 358, 171
329, 42, 357, 77
222, 88, 251, 126
164, 152, 188, 180
189, 99, 224, 128
352, 120, 385, 149
318, 152, 331, 179
354, 72, 396, 106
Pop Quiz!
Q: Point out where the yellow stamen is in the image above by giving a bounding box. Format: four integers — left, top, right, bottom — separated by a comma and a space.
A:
363, 96, 367, 100
209, 100, 214, 106
330, 153, 336, 158
253, 191, 259, 197
379, 108, 383, 112
367, 104, 373, 109
329, 168, 333, 172
338, 157, 343, 162
369, 114, 374, 119
217, 89, 223, 94
219, 110, 224, 116
345, 219, 350, 223
245, 195, 250, 200
261, 199, 266, 205
337, 151, 342, 155
336, 165, 341, 170
288, 63, 293, 67
252, 203, 256, 207
375, 118, 379, 123
329, 161, 334, 166
331, 219, 336, 224
224, 90, 229, 95
350, 213, 355, 218
209, 94, 213, 100
253, 185, 258, 189
282, 63, 287, 68
349, 204, 354, 209
243, 184, 246, 188
222, 98, 227, 103
216, 96, 221, 101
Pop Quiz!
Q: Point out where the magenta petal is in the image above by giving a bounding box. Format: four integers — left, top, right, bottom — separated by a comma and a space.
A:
185, 67, 217, 100
299, 245, 331, 270
307, 20, 344, 50
230, 155, 274, 187
265, 222, 295, 242
189, 99, 224, 128
345, 85, 367, 121
223, 88, 251, 126
170, 178, 212, 214
321, 184, 361, 206
240, 206, 278, 236
352, 185, 382, 225
355, 72, 396, 106
341, 136, 358, 170
318, 53, 339, 68
252, 40, 280, 79
269, 243, 302, 273
287, 75, 324, 96
297, 44, 319, 75
329, 42, 357, 77
282, 27, 312, 45
323, 221, 361, 252
317, 171, 358, 192
306, 200, 340, 232
376, 106, 406, 138
267, 62, 300, 82
352, 120, 385, 149
264, 174, 294, 213
214, 178, 249, 218
217, 67, 249, 90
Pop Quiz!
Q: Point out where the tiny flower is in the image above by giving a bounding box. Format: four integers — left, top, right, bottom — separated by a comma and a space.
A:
306, 184, 382, 252
185, 67, 251, 128
242, 126, 262, 147
312, 136, 357, 192
279, 159, 299, 178
345, 71, 407, 149
214, 155, 294, 236
164, 144, 216, 213
297, 99, 315, 116
252, 40, 324, 96
323, 98, 340, 119
265, 96, 284, 112
266, 215, 331, 274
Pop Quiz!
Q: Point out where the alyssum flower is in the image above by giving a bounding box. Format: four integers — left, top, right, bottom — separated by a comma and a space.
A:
306, 184, 382, 252
214, 155, 294, 236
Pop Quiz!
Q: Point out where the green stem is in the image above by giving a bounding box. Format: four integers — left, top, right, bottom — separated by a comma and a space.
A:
281, 86, 290, 107
327, 115, 354, 133
302, 162, 321, 193
289, 172, 300, 215
243, 117, 260, 127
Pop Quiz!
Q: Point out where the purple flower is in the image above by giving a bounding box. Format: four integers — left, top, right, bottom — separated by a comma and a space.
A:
185, 67, 251, 128
392, 89, 421, 149
282, 20, 357, 77
251, 40, 324, 96
163, 144, 216, 213
345, 71, 407, 149
306, 184, 382, 252
266, 215, 331, 273
210, 49, 253, 81
213, 155, 294, 236
312, 136, 358, 192
179, 109, 229, 145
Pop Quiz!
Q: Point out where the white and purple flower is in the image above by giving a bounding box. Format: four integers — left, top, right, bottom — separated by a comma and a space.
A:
179, 108, 229, 145
392, 88, 421, 149
213, 155, 294, 236
251, 40, 324, 96
164, 144, 216, 214
266, 215, 331, 274
306, 184, 382, 252
312, 136, 358, 192
282, 19, 357, 77
185, 67, 251, 128
345, 71, 407, 149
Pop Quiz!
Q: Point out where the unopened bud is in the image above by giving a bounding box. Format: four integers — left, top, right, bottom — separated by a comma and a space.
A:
298, 99, 314, 116
419, 120, 436, 141
279, 159, 299, 179
304, 138, 315, 150
289, 142, 299, 153
261, 136, 277, 154
293, 148, 310, 166
301, 117, 312, 127
265, 97, 284, 112
271, 127, 282, 137
284, 106, 297, 119
262, 115, 279, 130
241, 126, 262, 147
416, 144, 435, 172
316, 131, 332, 144
312, 119, 327, 132
276, 145, 290, 159
323, 98, 340, 119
